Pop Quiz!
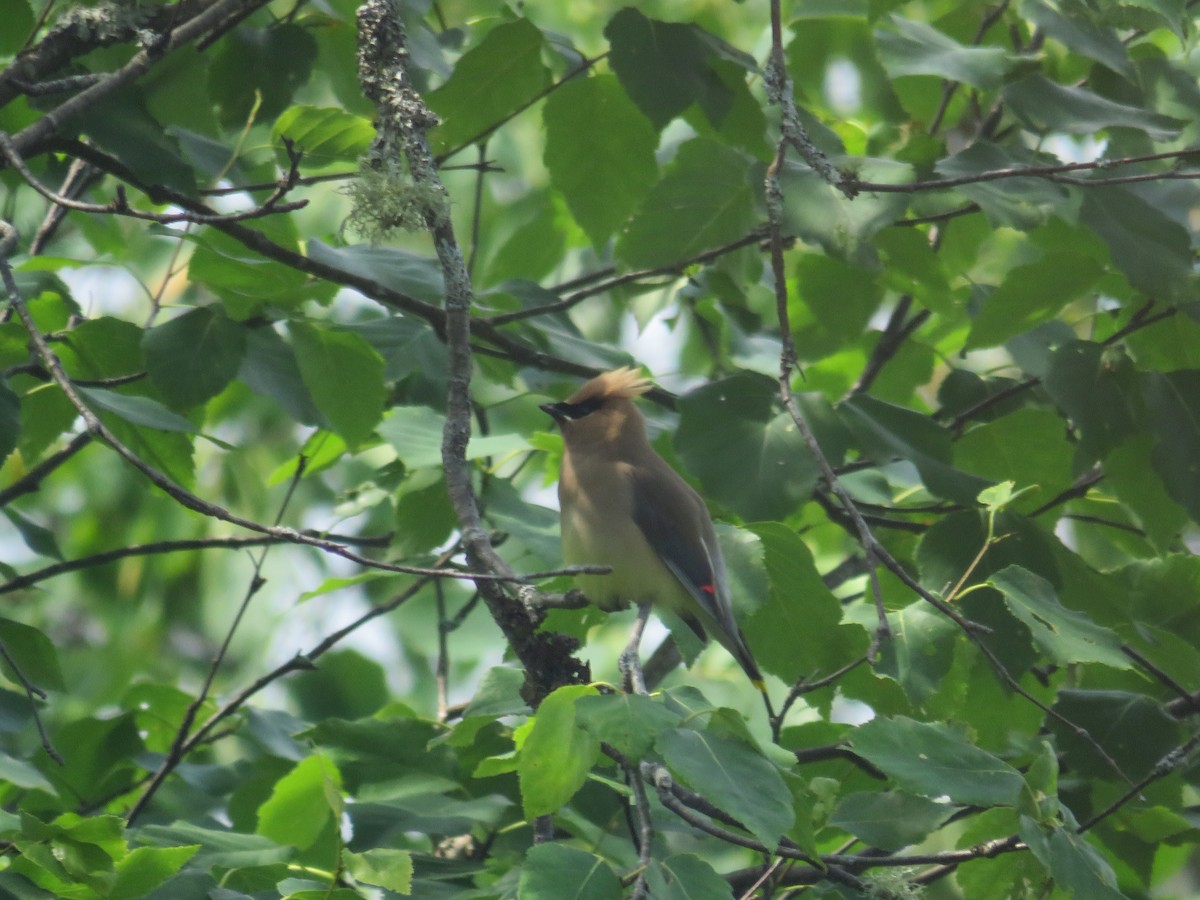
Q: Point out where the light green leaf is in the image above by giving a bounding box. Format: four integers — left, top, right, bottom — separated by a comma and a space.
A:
256, 753, 343, 850
616, 138, 757, 269
518, 843, 623, 900
544, 74, 658, 248
379, 404, 530, 469
345, 848, 413, 894
109, 845, 200, 900
143, 306, 247, 409
518, 684, 601, 817
575, 693, 682, 760
851, 716, 1025, 807
657, 727, 795, 848
954, 409, 1074, 511
274, 105, 375, 164
289, 322, 386, 448
989, 566, 1130, 669
965, 253, 1103, 350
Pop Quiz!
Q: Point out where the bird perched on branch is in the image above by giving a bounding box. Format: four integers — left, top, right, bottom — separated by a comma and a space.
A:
541, 367, 770, 703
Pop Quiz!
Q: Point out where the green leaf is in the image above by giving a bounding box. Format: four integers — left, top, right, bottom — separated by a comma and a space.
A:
428, 19, 550, 152
830, 791, 956, 850
989, 565, 1131, 670
965, 253, 1104, 350
876, 16, 1011, 88
1104, 435, 1189, 550
72, 87, 197, 193
543, 74, 658, 248
109, 845, 200, 900
238, 326, 324, 425
1042, 341, 1141, 463
255, 753, 343, 850
77, 387, 196, 433
0, 0, 34, 55
840, 394, 993, 505
605, 8, 748, 130
935, 143, 1070, 229
209, 25, 318, 126
305, 242, 445, 303
1142, 369, 1200, 524
0, 378, 20, 465
616, 138, 758, 269
1080, 186, 1195, 300
518, 684, 601, 817
518, 843, 622, 900
138, 824, 292, 870
657, 727, 795, 848
0, 752, 54, 793
462, 666, 529, 719
850, 716, 1024, 807
742, 522, 866, 684
274, 105, 375, 165
379, 404, 530, 469
187, 227, 312, 320
143, 306, 247, 409
344, 848, 413, 894
575, 693, 682, 760
674, 371, 818, 521
646, 853, 732, 900
953, 409, 1075, 512
1050, 690, 1181, 780
1020, 815, 1125, 899
1023, 0, 1132, 78
1005, 75, 1183, 141
0, 618, 65, 692
289, 322, 386, 448
2, 508, 62, 560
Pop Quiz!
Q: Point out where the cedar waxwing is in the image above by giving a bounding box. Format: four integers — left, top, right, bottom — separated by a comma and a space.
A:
540, 367, 768, 694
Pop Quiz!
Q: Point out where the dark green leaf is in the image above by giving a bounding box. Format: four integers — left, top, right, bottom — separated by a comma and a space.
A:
188, 228, 311, 320
518, 844, 622, 900
657, 727, 795, 848
1080, 186, 1195, 300
77, 387, 196, 433
543, 74, 658, 248
675, 371, 818, 520
953, 409, 1075, 513
289, 322, 386, 448
605, 8, 743, 129
209, 25, 318, 126
840, 394, 993, 504
616, 139, 757, 269
0, 378, 18, 465
1005, 75, 1183, 141
0, 618, 64, 693
1020, 815, 1125, 899
143, 306, 247, 409
237, 326, 324, 426
1023, 0, 1132, 78
1042, 341, 1141, 463
742, 523, 867, 684
519, 684, 601, 817
850, 716, 1024, 807
1050, 690, 1181, 780
1142, 369, 1200, 524
2, 508, 62, 560
306, 241, 445, 303
989, 565, 1130, 669
646, 853, 732, 900
0, 0, 34, 55
876, 16, 1011, 88
428, 19, 550, 151
830, 791, 956, 850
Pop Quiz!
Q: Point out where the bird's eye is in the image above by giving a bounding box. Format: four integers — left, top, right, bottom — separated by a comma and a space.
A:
562, 397, 605, 419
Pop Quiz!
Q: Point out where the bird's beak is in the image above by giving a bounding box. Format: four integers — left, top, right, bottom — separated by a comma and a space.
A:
540, 401, 569, 422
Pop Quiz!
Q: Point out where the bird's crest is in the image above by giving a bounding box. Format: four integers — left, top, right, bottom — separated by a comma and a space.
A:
568, 366, 652, 405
